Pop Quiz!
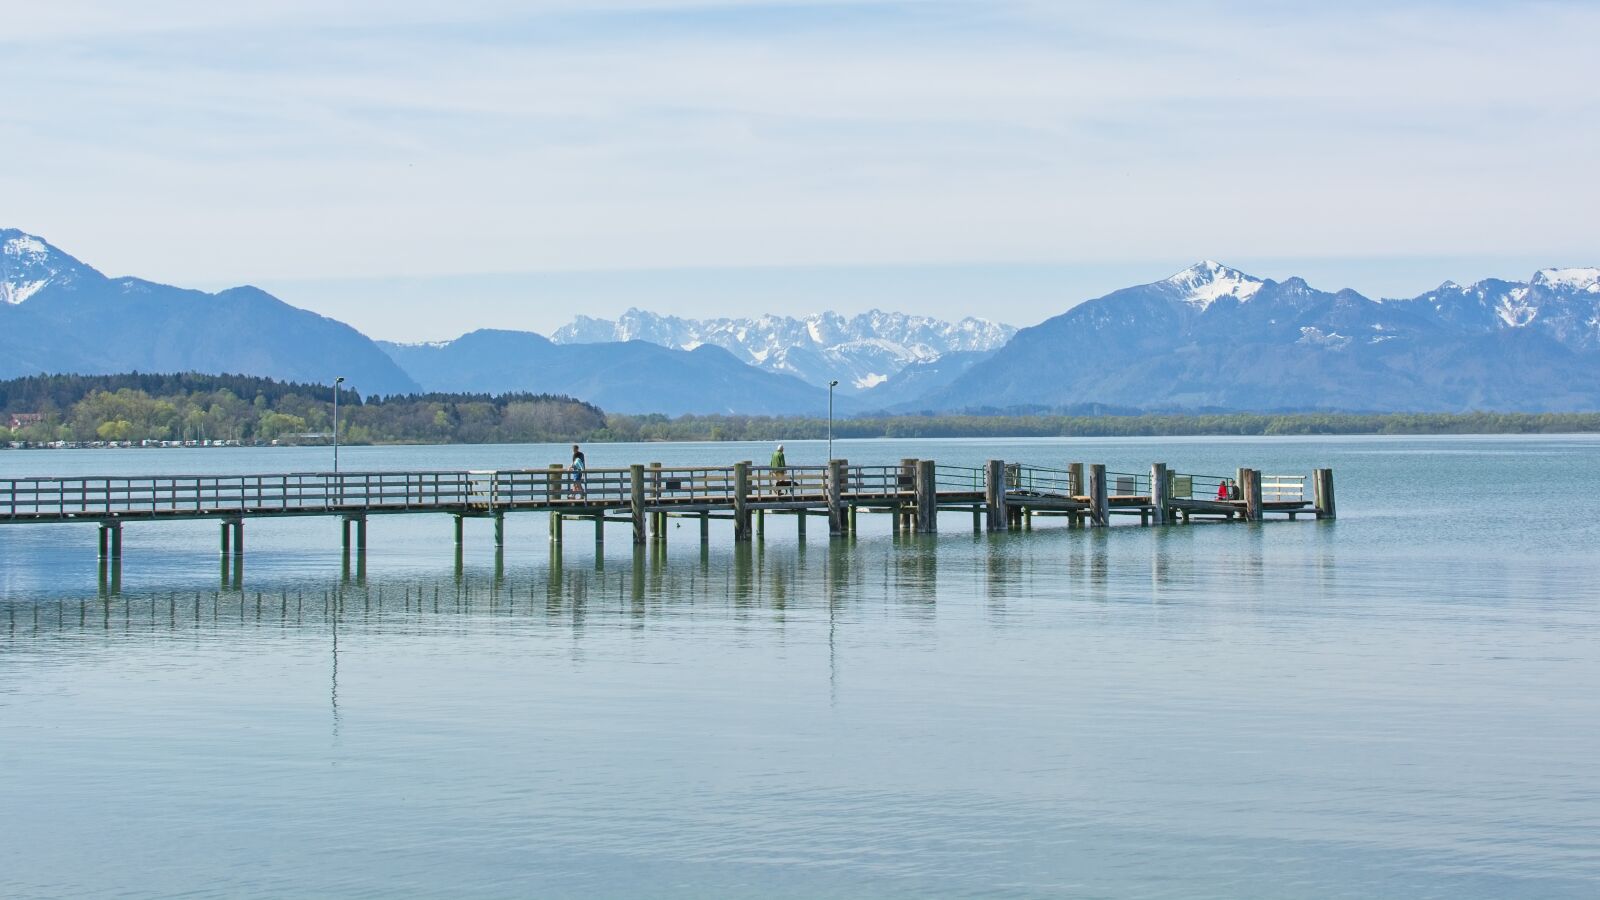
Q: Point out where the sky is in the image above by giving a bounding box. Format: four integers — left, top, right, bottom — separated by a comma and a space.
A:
3, 0, 1597, 341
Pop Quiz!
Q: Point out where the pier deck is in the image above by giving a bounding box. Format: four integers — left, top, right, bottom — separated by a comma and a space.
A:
1, 458, 1334, 562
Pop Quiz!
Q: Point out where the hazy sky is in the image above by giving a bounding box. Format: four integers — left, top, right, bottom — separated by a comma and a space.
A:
4, 0, 1596, 341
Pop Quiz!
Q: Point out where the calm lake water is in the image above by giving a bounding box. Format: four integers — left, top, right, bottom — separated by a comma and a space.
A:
2, 436, 1598, 898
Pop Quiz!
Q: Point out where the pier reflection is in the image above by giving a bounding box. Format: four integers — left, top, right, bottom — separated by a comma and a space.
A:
1, 524, 1291, 648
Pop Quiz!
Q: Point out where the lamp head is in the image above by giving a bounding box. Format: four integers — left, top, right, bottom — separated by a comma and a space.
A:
335, 376, 345, 385
828, 379, 839, 387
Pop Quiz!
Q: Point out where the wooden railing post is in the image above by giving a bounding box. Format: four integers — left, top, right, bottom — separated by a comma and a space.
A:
1314, 468, 1337, 520
631, 464, 647, 545
1089, 464, 1108, 527
827, 459, 845, 536
1151, 462, 1169, 526
985, 459, 1007, 532
915, 458, 937, 533
733, 461, 752, 541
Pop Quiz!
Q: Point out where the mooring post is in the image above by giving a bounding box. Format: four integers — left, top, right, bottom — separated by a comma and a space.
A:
453, 514, 464, 546
733, 461, 752, 541
1244, 468, 1263, 522
899, 458, 918, 501
493, 512, 505, 548
1069, 462, 1085, 497
1089, 464, 1109, 527
594, 513, 605, 546
98, 522, 111, 559
827, 459, 845, 536
340, 516, 352, 559
355, 515, 367, 555
232, 519, 244, 557
649, 462, 663, 541
1151, 463, 1169, 526
631, 464, 647, 545
985, 459, 1007, 532
220, 520, 231, 556
756, 508, 765, 539
1314, 468, 1337, 520
699, 511, 710, 543
797, 510, 808, 540
915, 458, 937, 533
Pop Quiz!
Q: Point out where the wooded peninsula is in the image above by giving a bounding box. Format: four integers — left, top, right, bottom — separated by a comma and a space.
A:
3, 373, 1597, 448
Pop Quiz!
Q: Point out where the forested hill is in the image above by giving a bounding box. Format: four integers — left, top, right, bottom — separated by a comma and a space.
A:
0, 373, 606, 445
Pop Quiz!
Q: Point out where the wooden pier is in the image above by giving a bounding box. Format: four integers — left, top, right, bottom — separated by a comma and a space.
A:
0, 459, 1334, 580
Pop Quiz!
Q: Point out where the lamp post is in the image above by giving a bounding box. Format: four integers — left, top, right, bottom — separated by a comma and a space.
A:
827, 379, 838, 462
333, 376, 345, 473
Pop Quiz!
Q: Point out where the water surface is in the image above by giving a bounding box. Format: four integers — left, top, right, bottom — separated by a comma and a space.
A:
2, 436, 1597, 898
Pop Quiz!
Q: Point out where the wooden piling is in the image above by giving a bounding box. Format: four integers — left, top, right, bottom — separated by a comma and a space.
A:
1069, 462, 1085, 497
493, 513, 505, 548
733, 461, 751, 542
985, 459, 1007, 532
915, 458, 937, 533
1151, 463, 1169, 526
631, 464, 647, 545
1244, 468, 1263, 522
827, 459, 845, 536
1314, 468, 1337, 520
1089, 464, 1109, 527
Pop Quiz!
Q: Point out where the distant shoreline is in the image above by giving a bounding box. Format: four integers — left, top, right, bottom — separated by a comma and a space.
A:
7, 410, 1599, 450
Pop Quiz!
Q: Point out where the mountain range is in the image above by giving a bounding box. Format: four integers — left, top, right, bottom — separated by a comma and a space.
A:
551, 309, 1014, 393
378, 330, 831, 416
5, 228, 1599, 414
1, 229, 419, 394
920, 261, 1600, 413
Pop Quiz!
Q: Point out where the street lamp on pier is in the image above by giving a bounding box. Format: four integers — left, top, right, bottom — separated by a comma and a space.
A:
333, 376, 345, 473
828, 379, 839, 462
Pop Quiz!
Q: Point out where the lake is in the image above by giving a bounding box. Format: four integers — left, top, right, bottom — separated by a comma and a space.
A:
2, 436, 1598, 898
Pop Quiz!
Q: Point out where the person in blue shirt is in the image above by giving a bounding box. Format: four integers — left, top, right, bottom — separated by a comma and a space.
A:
570, 444, 587, 499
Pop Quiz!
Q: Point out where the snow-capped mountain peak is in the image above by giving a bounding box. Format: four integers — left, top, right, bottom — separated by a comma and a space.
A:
1532, 267, 1600, 294
1, 228, 96, 304
1164, 260, 1265, 308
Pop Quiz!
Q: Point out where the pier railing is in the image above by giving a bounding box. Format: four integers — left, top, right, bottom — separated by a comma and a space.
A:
1006, 465, 1076, 498
1261, 474, 1306, 503
1106, 471, 1151, 498
934, 464, 985, 494
1168, 472, 1234, 501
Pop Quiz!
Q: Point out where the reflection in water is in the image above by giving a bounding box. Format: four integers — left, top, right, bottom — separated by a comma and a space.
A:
0, 528, 1280, 648
4, 519, 1599, 899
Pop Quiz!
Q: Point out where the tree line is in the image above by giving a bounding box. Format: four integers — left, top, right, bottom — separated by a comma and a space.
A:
595, 411, 1600, 441
0, 373, 605, 445
4, 372, 1598, 446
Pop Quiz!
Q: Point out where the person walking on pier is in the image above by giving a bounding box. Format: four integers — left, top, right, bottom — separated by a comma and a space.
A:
570, 444, 587, 499
770, 444, 789, 496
